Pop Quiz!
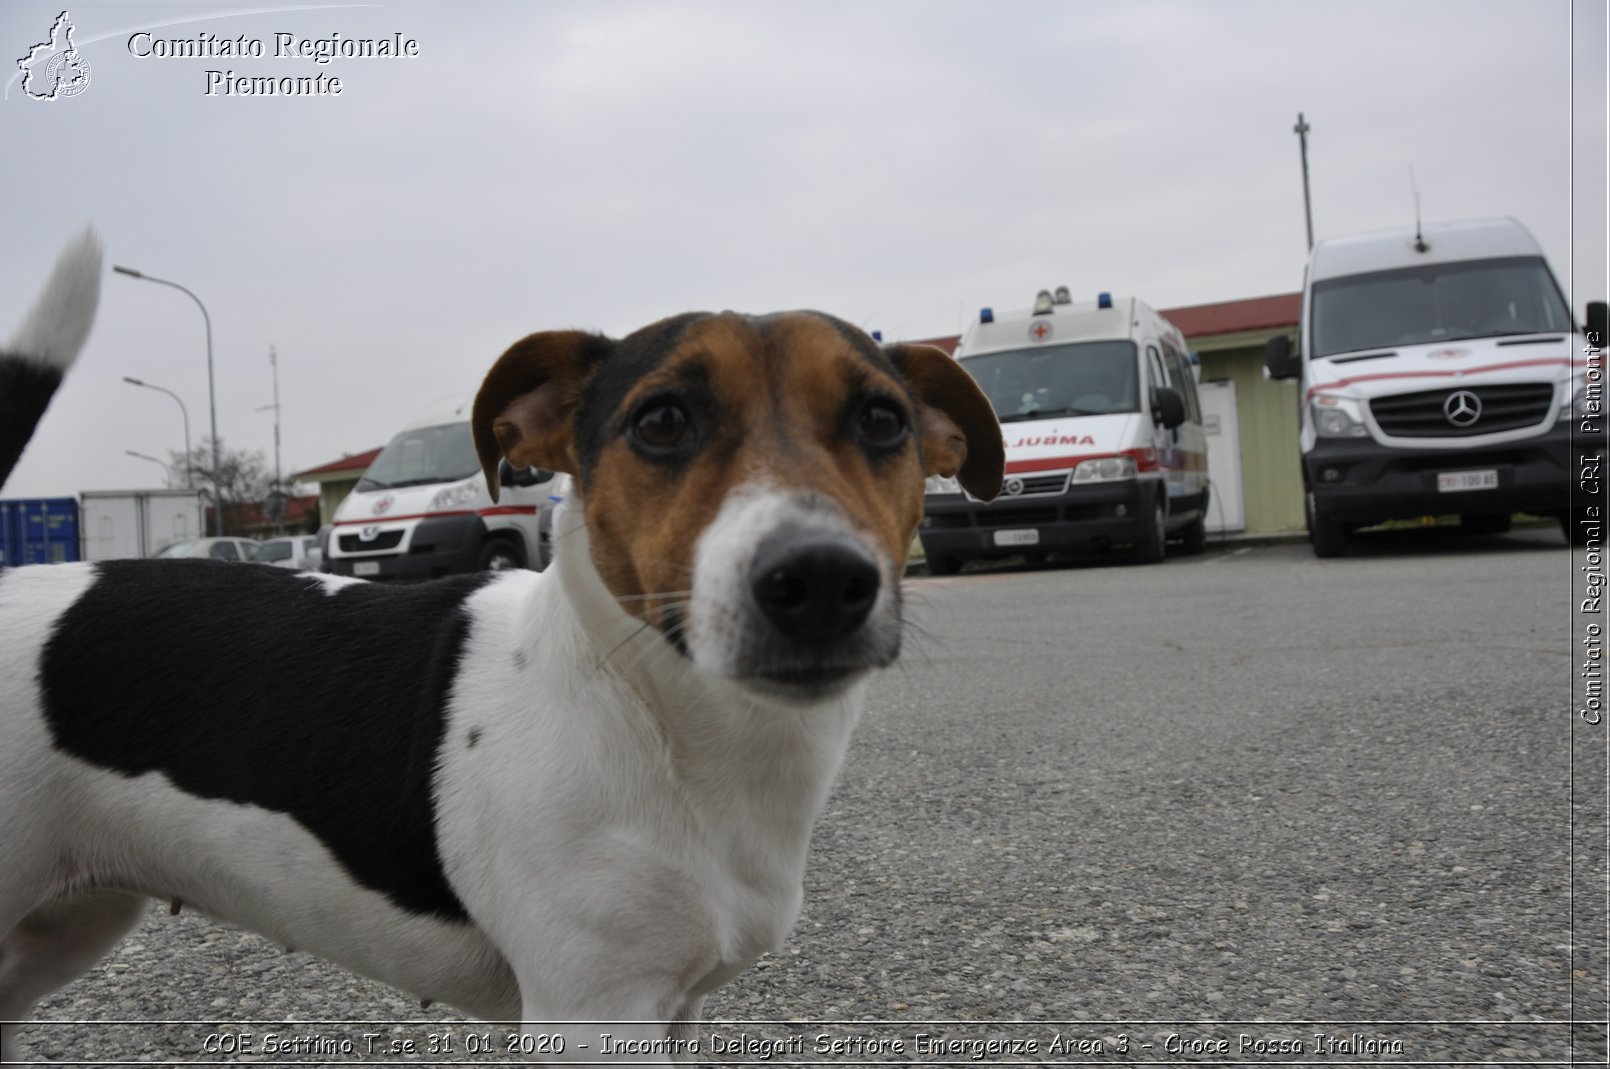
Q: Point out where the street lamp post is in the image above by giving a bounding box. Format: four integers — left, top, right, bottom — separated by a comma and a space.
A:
124, 449, 172, 482
113, 266, 223, 535
122, 376, 192, 487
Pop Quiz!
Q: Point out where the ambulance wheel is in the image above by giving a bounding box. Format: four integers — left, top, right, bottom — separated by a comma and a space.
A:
1180, 514, 1207, 555
1132, 497, 1166, 565
478, 537, 525, 572
927, 555, 963, 576
1306, 492, 1347, 558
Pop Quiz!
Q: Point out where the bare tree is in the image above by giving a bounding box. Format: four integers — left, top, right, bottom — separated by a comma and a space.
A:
165, 437, 273, 536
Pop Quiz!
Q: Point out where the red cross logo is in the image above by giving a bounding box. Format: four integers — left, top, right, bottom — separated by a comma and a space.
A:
1029, 321, 1051, 341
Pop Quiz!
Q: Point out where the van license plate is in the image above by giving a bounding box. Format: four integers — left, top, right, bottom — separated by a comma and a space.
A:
354, 561, 380, 576
1437, 469, 1499, 493
993, 529, 1040, 547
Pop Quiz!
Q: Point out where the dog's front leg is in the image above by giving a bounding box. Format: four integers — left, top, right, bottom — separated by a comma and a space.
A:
667, 995, 704, 1055
509, 1012, 681, 1066
512, 970, 695, 1065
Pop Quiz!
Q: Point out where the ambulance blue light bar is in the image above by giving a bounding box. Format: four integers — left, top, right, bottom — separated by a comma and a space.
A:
980, 307, 994, 323
1098, 292, 1113, 309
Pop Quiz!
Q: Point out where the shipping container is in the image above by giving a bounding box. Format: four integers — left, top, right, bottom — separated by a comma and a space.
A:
0, 497, 81, 566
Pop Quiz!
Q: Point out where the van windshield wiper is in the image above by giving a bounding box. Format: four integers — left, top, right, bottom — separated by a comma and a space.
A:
389, 476, 469, 488
998, 406, 1096, 422
1489, 331, 1567, 345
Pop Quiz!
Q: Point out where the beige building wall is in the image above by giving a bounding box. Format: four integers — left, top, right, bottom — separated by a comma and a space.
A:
1194, 328, 1306, 533
316, 478, 360, 527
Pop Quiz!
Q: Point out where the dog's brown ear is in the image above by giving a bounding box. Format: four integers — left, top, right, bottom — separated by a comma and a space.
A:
472, 330, 610, 502
887, 343, 1004, 503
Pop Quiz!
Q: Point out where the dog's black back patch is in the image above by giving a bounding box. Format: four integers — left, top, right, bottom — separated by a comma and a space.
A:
39, 560, 494, 921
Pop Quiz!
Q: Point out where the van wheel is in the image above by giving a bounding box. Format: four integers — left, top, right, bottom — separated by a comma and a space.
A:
1180, 514, 1207, 555
1132, 497, 1166, 565
1307, 492, 1347, 558
926, 555, 963, 576
478, 538, 525, 572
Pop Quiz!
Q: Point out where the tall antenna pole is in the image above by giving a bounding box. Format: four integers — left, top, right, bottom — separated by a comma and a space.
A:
1294, 112, 1315, 251
271, 346, 281, 532
257, 346, 284, 533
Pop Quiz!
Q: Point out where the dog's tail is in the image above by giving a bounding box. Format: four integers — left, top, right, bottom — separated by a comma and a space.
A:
0, 228, 102, 491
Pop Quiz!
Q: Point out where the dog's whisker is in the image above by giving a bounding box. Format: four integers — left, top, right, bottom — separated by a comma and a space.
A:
608, 601, 695, 678
640, 559, 695, 577
596, 618, 660, 671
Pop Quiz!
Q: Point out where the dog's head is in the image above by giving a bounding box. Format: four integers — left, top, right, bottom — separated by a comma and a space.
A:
473, 311, 1002, 701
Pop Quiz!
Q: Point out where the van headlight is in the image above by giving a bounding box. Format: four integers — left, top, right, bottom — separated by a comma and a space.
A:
429, 476, 482, 511
1071, 456, 1137, 482
925, 475, 962, 496
1310, 394, 1369, 438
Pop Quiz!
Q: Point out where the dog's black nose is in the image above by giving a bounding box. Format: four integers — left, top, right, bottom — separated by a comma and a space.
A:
749, 534, 881, 643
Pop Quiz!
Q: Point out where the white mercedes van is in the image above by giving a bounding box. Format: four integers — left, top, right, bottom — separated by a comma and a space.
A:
919, 288, 1209, 572
1265, 217, 1606, 556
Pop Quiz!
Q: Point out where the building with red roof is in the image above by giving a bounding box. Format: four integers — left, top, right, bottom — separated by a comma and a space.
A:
293, 447, 382, 528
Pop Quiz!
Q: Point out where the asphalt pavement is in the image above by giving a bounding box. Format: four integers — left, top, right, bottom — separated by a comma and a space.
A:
20, 526, 1603, 1065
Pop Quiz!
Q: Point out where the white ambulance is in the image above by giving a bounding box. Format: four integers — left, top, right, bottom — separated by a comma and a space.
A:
919, 288, 1209, 572
1265, 217, 1606, 557
323, 395, 556, 580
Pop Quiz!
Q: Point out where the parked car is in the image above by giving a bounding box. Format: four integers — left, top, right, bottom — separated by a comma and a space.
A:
254, 534, 323, 570
151, 537, 260, 562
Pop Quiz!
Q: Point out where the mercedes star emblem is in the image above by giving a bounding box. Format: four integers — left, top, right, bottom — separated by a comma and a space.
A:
1443, 390, 1482, 428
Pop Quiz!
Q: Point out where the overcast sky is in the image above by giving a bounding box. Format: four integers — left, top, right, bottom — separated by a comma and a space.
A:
2, 0, 1604, 500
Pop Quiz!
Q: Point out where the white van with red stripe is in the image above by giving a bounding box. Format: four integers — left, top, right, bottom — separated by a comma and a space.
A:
1265, 217, 1606, 557
324, 395, 556, 580
919, 289, 1209, 572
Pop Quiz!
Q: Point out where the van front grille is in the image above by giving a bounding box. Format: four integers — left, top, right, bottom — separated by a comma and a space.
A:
338, 530, 404, 552
978, 507, 1060, 528
1370, 383, 1555, 438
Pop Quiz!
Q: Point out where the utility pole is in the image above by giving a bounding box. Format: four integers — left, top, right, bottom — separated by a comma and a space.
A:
257, 346, 284, 534
1294, 112, 1315, 251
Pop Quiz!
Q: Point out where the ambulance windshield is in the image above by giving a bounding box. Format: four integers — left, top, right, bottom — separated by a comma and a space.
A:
959, 341, 1139, 422
357, 422, 480, 491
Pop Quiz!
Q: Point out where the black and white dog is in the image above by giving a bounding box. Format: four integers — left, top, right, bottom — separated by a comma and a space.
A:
0, 233, 1003, 1061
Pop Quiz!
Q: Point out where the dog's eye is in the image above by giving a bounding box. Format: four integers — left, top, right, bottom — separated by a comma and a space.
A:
632, 400, 691, 450
857, 398, 908, 448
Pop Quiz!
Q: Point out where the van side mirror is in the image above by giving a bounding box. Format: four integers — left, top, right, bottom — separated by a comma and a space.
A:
1151, 386, 1186, 430
1265, 334, 1300, 380
1586, 301, 1608, 346
498, 458, 551, 488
